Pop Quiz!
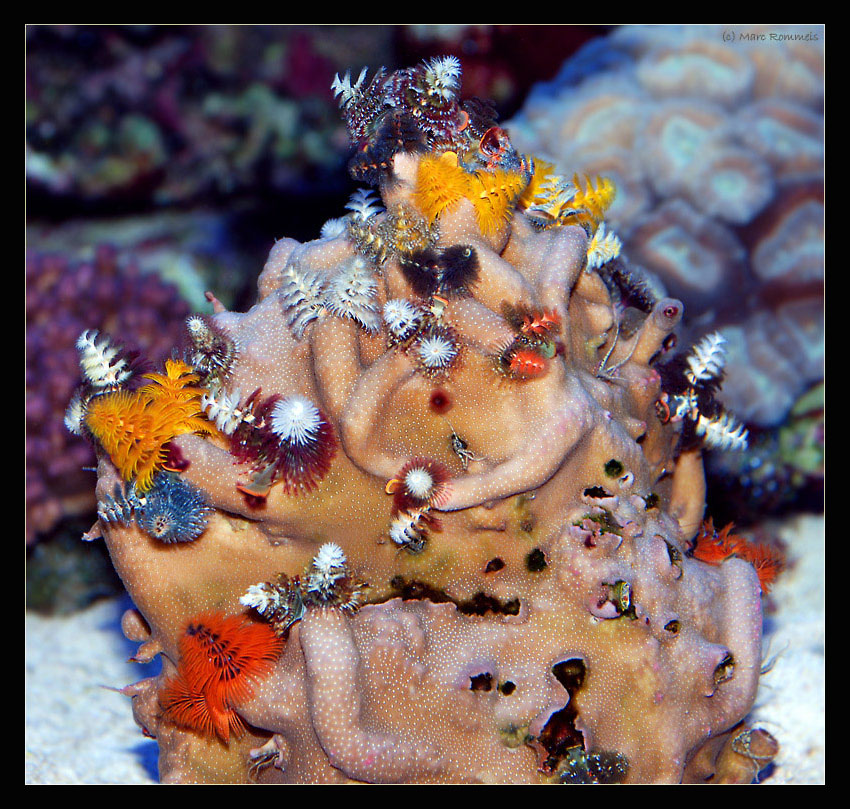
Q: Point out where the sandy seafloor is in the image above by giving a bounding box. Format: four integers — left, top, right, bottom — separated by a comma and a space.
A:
25, 513, 824, 785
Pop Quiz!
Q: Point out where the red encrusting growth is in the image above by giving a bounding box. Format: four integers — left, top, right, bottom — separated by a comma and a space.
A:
520, 309, 561, 339
692, 518, 744, 564
509, 348, 549, 380
741, 542, 785, 594
692, 518, 785, 594
159, 612, 284, 742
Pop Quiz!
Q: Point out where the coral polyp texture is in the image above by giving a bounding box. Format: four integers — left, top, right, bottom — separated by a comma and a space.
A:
75, 56, 776, 784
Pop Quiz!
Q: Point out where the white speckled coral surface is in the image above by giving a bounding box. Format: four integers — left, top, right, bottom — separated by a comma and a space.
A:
25, 513, 823, 785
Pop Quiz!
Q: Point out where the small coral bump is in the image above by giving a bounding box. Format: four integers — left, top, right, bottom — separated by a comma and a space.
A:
686, 331, 727, 385
76, 328, 133, 389
137, 472, 212, 544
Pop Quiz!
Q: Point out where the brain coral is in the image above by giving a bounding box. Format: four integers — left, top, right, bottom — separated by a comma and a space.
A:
74, 56, 776, 784
507, 24, 824, 428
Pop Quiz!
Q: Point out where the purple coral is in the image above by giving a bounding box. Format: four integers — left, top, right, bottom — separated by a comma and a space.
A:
26, 245, 190, 543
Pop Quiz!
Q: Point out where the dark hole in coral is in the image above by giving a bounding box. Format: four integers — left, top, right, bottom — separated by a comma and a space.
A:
536, 658, 587, 774
459, 592, 521, 617
714, 652, 736, 687
665, 539, 683, 568
428, 387, 453, 414
240, 492, 268, 510
559, 748, 629, 784
635, 432, 647, 444
162, 441, 190, 472
644, 492, 660, 509
469, 672, 493, 691
388, 576, 520, 616
611, 580, 634, 616
583, 485, 611, 498
499, 680, 516, 695
388, 576, 452, 605
664, 619, 681, 634
552, 658, 586, 692
485, 557, 505, 573
525, 548, 547, 572
603, 459, 624, 477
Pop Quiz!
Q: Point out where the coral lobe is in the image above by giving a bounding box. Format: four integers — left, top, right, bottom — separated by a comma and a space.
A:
73, 53, 778, 785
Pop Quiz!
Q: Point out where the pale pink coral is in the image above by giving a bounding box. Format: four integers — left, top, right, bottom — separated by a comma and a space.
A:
79, 55, 777, 784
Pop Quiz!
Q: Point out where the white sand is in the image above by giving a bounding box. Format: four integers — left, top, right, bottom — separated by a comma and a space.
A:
25, 595, 158, 784
746, 514, 825, 784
